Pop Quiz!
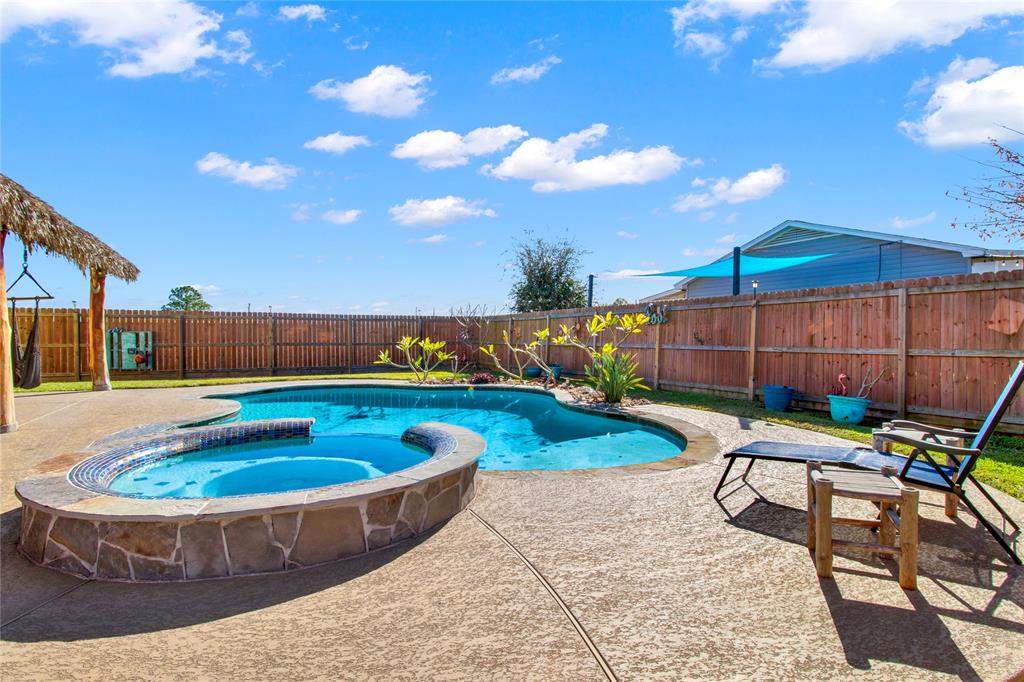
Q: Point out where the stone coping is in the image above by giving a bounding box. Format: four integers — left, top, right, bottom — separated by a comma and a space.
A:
16, 421, 485, 524
194, 381, 722, 475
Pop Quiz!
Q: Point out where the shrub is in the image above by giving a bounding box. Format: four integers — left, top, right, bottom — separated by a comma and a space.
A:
468, 372, 498, 384
553, 312, 651, 403
374, 336, 453, 384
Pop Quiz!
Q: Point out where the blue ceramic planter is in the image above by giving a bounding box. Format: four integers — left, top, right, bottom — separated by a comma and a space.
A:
827, 395, 870, 425
524, 367, 542, 379
763, 385, 795, 412
548, 364, 563, 380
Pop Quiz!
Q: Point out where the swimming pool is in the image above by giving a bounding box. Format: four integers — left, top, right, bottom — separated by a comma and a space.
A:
222, 386, 686, 471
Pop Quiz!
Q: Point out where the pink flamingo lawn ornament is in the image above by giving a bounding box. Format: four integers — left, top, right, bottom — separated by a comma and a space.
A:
833, 373, 850, 397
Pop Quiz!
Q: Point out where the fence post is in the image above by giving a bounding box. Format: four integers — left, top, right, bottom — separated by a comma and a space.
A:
896, 287, 908, 418
653, 322, 662, 391
269, 314, 277, 376
747, 300, 758, 401
74, 309, 82, 381
545, 313, 551, 363
347, 317, 355, 373
178, 313, 186, 378
506, 316, 513, 367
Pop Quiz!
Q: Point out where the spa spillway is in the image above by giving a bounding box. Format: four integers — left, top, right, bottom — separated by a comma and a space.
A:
15, 420, 482, 582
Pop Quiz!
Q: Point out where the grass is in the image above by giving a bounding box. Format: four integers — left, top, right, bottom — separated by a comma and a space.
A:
15, 372, 1023, 500
639, 387, 1024, 501
12, 371, 466, 393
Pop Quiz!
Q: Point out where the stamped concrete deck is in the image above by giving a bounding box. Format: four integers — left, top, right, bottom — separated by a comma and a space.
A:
2, 382, 1022, 681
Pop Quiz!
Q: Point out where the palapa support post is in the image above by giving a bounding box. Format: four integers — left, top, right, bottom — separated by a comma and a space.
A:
88, 268, 111, 391
0, 229, 17, 433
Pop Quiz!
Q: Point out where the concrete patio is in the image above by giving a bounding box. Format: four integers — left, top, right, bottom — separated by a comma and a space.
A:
2, 383, 1022, 681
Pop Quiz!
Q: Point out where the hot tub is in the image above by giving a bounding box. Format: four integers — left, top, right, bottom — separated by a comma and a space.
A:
16, 420, 482, 581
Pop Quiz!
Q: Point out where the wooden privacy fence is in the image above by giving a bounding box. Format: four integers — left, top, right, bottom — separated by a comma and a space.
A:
481, 270, 1024, 429
11, 310, 464, 380
11, 269, 1024, 429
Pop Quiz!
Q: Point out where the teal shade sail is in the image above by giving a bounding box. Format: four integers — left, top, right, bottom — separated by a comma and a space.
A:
643, 253, 834, 278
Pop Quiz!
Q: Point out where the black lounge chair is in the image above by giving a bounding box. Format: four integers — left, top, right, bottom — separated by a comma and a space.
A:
714, 361, 1024, 564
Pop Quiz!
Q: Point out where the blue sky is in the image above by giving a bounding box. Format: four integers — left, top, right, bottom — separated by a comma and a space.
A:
3, 1, 1023, 313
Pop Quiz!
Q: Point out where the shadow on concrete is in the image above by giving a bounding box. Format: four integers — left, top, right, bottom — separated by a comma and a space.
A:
727, 500, 1022, 679
0, 508, 441, 642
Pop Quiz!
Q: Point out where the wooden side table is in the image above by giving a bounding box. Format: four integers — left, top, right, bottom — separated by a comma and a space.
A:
873, 424, 965, 518
806, 462, 920, 590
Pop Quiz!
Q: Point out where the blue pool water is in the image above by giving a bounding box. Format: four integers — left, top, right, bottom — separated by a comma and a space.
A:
109, 434, 431, 498
229, 387, 685, 471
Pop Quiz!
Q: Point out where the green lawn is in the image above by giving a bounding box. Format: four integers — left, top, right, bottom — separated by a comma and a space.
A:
15, 373, 1023, 500
12, 371, 465, 393
640, 387, 1024, 501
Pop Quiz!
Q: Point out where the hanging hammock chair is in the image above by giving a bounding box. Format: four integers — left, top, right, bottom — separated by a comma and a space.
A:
7, 246, 52, 390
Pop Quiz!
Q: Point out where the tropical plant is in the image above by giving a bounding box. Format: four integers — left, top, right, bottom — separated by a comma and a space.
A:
585, 345, 648, 403
468, 372, 498, 384
553, 311, 651, 403
161, 285, 212, 311
508, 233, 588, 312
374, 336, 453, 384
478, 327, 557, 383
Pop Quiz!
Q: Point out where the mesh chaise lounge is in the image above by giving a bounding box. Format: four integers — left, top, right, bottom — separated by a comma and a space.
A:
714, 361, 1024, 564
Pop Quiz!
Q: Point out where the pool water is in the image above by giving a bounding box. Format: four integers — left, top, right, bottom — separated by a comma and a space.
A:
108, 434, 431, 498
229, 387, 686, 471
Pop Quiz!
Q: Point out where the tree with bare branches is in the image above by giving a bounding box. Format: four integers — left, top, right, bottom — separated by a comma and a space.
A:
948, 133, 1024, 243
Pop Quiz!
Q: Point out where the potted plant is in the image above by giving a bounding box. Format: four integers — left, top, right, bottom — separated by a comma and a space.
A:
548, 363, 562, 380
827, 368, 887, 425
762, 385, 795, 412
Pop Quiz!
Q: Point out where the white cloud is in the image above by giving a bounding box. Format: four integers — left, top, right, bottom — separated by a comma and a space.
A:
392, 125, 528, 169
236, 2, 261, 18
191, 284, 222, 295
898, 59, 1024, 148
483, 123, 692, 192
617, 230, 640, 239
322, 209, 362, 225
303, 131, 372, 155
490, 55, 562, 84
683, 247, 731, 258
471, 240, 487, 248
416, 234, 449, 244
196, 152, 298, 190
670, 1, 1024, 71
601, 268, 660, 280
388, 196, 496, 226
683, 31, 728, 58
888, 211, 937, 229
278, 5, 326, 22
766, 1, 1024, 71
220, 30, 253, 65
371, 301, 390, 310
716, 232, 738, 243
1, 0, 251, 78
344, 36, 369, 51
673, 164, 786, 212
698, 211, 716, 222
289, 203, 312, 221
669, 1, 780, 62
309, 65, 430, 117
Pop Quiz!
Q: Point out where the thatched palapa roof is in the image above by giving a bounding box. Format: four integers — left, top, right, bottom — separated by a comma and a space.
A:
0, 174, 139, 282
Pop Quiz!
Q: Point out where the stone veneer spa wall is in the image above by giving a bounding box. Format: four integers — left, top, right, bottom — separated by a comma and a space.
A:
16, 421, 482, 582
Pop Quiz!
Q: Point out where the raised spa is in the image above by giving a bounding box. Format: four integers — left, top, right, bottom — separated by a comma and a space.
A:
107, 433, 432, 499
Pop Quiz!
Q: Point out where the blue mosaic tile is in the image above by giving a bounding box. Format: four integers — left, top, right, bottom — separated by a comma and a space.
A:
69, 419, 314, 496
